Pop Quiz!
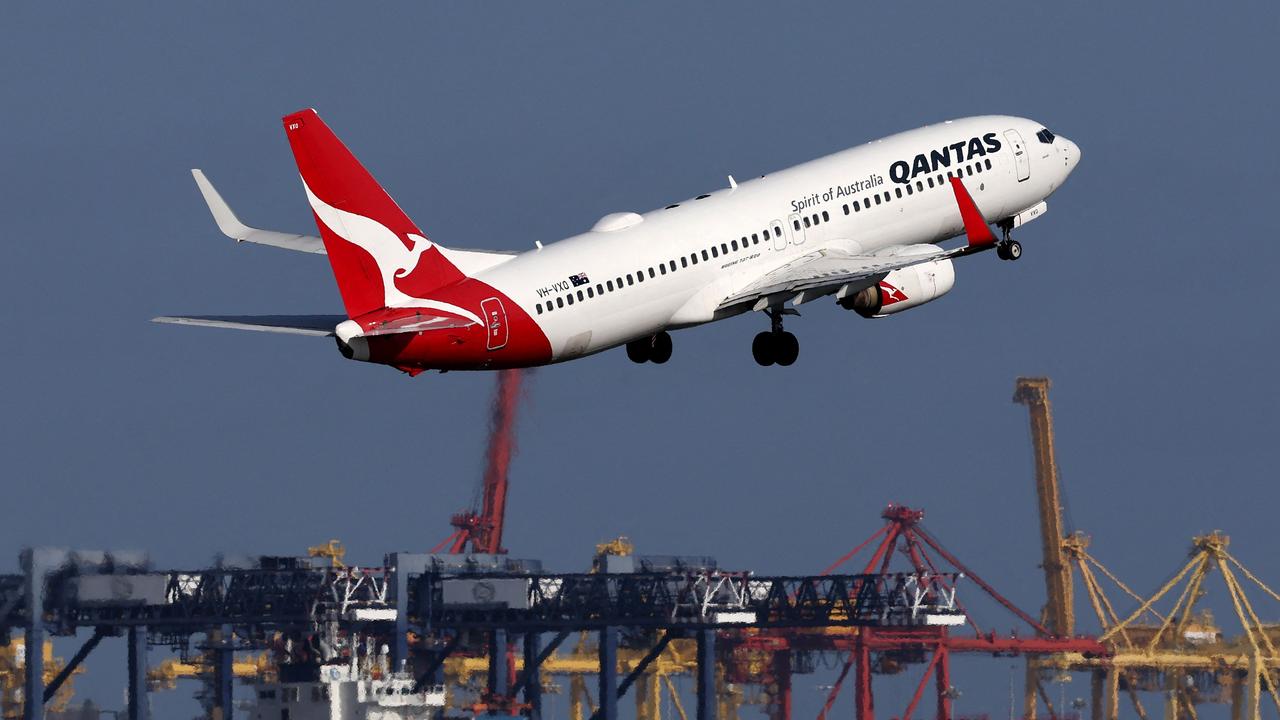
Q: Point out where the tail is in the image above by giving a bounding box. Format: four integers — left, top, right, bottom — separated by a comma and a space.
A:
282, 109, 465, 318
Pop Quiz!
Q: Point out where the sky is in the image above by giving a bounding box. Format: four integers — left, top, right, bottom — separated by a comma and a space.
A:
2, 2, 1279, 718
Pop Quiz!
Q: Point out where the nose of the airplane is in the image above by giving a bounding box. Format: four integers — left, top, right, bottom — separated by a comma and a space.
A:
1060, 136, 1081, 174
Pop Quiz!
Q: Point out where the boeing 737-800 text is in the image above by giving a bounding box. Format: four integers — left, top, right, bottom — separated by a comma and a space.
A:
156, 109, 1079, 374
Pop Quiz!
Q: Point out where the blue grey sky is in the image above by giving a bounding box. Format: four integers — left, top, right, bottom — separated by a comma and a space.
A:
2, 2, 1278, 716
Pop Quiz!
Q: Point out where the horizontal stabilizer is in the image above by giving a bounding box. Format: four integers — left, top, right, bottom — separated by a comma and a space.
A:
152, 314, 346, 336
191, 169, 326, 254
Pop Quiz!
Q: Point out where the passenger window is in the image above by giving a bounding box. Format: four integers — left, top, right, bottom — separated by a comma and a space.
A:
916, 181, 923, 191
691, 253, 699, 265
883, 191, 891, 202
752, 233, 759, 243
906, 184, 913, 195
773, 225, 782, 237
853, 202, 860, 213
731, 240, 739, 251
811, 214, 819, 225
937, 174, 945, 185
720, 243, 728, 254
659, 265, 666, 275
669, 260, 676, 272
557, 297, 565, 308
626, 274, 634, 285
607, 280, 614, 291
927, 177, 935, 188
702, 249, 709, 261
637, 271, 644, 283
596, 283, 603, 295
843, 204, 850, 215
567, 295, 574, 305
821, 211, 829, 222
711, 246, 719, 258
863, 198, 871, 209
648, 268, 655, 278
802, 216, 810, 228
874, 195, 881, 205
536, 303, 543, 314
793, 219, 801, 231
681, 257, 688, 268
985, 158, 992, 170
895, 188, 902, 199
577, 290, 584, 301
616, 277, 623, 288
974, 162, 982, 174
587, 287, 594, 298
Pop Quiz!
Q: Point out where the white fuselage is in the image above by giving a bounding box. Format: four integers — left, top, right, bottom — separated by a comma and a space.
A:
474, 115, 1078, 361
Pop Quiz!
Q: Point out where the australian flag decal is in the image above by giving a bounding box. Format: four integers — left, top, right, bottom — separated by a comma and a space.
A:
569, 272, 590, 287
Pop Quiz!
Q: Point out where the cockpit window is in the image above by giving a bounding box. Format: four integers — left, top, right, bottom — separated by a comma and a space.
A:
1035, 128, 1056, 144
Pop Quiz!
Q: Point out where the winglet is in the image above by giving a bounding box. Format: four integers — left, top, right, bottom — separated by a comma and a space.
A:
192, 169, 253, 241
189, 169, 326, 254
949, 177, 997, 246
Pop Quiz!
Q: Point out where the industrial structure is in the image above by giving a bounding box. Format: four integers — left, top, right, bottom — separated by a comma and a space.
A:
1015, 377, 1280, 720
5, 375, 1280, 720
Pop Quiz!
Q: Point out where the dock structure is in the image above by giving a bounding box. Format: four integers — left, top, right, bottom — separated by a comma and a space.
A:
1, 547, 997, 720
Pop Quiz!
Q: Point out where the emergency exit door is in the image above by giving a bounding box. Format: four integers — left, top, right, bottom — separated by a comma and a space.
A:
1004, 129, 1030, 182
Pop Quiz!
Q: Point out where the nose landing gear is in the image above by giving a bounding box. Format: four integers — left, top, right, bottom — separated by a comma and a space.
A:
995, 220, 1022, 261
752, 307, 800, 367
625, 331, 672, 364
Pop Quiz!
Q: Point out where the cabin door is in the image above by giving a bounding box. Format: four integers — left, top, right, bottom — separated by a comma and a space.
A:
1004, 129, 1030, 182
481, 297, 508, 351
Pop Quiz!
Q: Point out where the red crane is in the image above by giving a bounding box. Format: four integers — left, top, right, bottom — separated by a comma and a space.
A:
722, 505, 1107, 720
432, 369, 524, 555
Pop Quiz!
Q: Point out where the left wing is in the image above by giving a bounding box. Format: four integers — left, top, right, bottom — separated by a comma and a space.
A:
718, 245, 953, 311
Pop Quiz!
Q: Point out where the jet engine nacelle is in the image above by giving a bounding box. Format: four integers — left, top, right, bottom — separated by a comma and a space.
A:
839, 253, 955, 318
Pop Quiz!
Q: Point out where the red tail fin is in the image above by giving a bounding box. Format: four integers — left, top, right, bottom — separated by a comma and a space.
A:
282, 109, 464, 318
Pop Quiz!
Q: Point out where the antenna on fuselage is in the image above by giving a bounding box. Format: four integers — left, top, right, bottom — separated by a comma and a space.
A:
727, 175, 738, 190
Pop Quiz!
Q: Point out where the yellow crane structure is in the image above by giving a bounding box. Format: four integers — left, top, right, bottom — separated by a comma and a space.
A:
0, 637, 80, 718
146, 651, 274, 692
1015, 376, 1280, 720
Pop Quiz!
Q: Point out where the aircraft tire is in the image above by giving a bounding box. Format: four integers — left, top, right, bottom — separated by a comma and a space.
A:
775, 332, 799, 366
1006, 240, 1022, 260
650, 331, 673, 364
626, 339, 650, 363
752, 332, 775, 366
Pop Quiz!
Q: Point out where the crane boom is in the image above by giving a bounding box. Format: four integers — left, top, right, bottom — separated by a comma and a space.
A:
1013, 377, 1074, 637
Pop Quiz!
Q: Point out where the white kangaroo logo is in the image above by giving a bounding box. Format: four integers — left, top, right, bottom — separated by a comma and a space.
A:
304, 180, 482, 325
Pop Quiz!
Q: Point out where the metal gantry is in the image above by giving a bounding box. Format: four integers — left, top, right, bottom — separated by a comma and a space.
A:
0, 547, 963, 720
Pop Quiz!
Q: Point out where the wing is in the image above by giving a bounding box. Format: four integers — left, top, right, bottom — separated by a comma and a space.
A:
152, 314, 346, 336
192, 170, 326, 253
718, 245, 954, 311
191, 170, 521, 274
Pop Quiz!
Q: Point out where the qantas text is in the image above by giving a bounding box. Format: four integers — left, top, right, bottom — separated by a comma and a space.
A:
888, 133, 1001, 184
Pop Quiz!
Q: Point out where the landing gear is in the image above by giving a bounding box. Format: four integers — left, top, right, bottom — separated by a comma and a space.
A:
753, 308, 800, 367
626, 331, 672, 364
995, 221, 1022, 261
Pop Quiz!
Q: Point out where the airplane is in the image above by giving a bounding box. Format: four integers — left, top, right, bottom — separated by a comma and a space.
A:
156, 109, 1079, 374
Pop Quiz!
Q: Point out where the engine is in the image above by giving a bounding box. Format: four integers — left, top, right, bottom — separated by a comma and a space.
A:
839, 255, 956, 318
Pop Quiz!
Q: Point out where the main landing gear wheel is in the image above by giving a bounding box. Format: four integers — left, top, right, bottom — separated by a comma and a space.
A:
753, 308, 800, 367
649, 331, 672, 364
626, 331, 672, 364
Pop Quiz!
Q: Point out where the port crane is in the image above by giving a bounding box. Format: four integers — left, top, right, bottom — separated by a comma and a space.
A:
433, 368, 523, 555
